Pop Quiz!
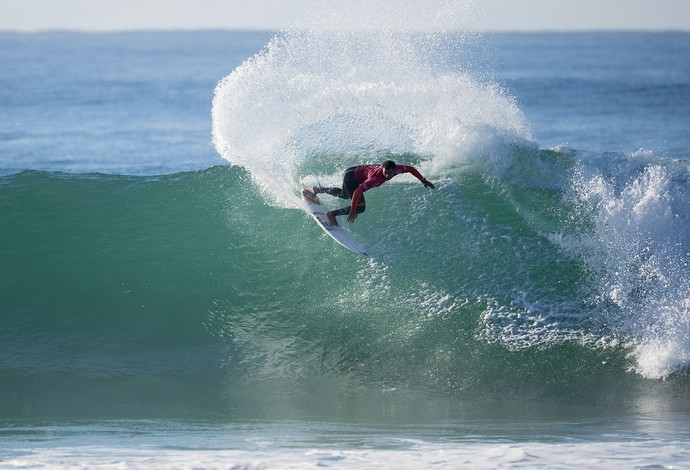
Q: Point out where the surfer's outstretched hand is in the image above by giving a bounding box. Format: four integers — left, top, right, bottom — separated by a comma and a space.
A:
347, 211, 358, 224
423, 179, 435, 189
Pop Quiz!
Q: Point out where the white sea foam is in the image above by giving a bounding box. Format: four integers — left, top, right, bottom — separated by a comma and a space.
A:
570, 157, 690, 379
5, 440, 689, 469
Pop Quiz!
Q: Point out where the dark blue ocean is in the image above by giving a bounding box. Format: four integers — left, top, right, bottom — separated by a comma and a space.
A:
1, 26, 690, 468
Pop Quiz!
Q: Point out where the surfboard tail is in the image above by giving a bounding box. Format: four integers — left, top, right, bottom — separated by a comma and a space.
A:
302, 188, 319, 204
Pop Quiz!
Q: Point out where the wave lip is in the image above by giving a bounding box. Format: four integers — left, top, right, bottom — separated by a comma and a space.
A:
212, 28, 531, 205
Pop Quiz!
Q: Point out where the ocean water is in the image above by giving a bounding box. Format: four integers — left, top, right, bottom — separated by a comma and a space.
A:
1, 19, 690, 470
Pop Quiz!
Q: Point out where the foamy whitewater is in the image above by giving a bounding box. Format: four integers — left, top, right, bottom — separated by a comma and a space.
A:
2, 2, 690, 469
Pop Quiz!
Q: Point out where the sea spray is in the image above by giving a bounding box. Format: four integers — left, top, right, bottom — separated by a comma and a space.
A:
211, 4, 531, 207
565, 157, 690, 378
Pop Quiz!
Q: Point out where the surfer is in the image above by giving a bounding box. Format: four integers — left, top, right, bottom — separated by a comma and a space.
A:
311, 160, 435, 226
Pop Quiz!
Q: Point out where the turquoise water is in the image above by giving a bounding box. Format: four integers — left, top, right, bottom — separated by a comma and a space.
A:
2, 160, 688, 420
1, 19, 690, 470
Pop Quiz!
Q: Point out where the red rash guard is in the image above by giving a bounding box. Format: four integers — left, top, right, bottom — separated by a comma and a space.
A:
350, 164, 426, 213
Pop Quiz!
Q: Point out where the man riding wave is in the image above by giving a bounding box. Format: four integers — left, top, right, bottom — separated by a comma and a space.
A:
305, 160, 435, 226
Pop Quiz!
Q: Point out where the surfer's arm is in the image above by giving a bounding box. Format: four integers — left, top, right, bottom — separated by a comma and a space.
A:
348, 186, 365, 223
405, 166, 435, 189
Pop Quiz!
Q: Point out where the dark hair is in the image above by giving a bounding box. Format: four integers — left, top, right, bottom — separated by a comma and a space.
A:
382, 160, 396, 170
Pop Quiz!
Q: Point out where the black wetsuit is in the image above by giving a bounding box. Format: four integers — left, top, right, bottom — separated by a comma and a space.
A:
318, 167, 366, 217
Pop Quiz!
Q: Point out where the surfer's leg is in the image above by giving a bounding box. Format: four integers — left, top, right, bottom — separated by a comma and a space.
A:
326, 211, 339, 226
323, 167, 364, 226
327, 196, 365, 226
330, 190, 365, 216
330, 203, 365, 217
315, 167, 358, 199
316, 187, 346, 198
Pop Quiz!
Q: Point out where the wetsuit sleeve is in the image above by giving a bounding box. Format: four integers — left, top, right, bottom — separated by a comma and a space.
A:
350, 185, 365, 213
404, 165, 426, 182
402, 165, 434, 188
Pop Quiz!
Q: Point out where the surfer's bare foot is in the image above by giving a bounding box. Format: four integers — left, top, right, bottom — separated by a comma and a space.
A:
302, 188, 318, 203
326, 211, 338, 226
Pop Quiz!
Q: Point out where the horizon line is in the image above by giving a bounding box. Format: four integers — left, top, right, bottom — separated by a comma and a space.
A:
1, 26, 689, 34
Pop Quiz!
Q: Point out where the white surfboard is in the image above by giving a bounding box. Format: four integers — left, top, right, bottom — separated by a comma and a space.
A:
301, 189, 368, 256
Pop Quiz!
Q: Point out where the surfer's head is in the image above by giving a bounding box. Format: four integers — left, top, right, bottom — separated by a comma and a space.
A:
382, 160, 396, 180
